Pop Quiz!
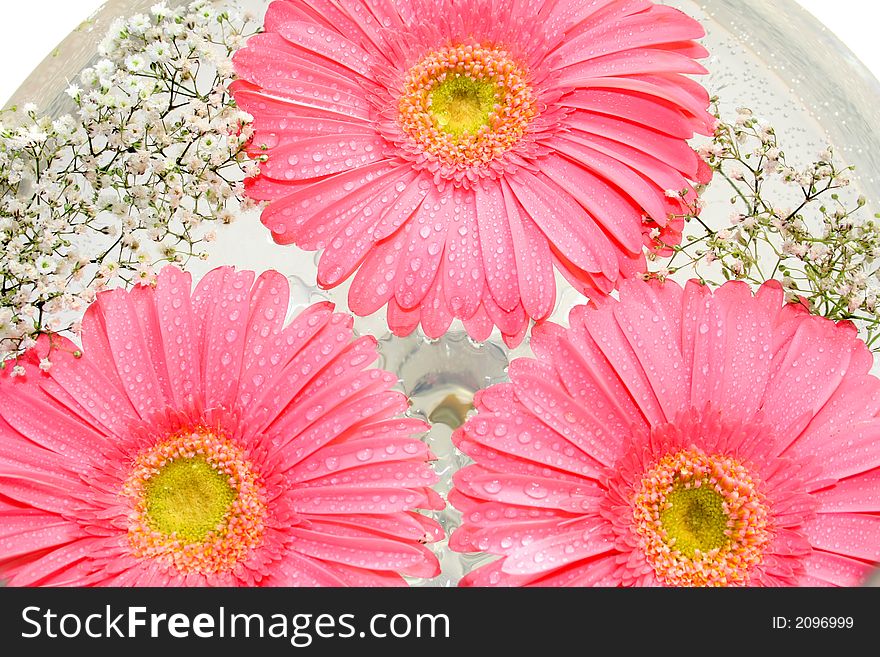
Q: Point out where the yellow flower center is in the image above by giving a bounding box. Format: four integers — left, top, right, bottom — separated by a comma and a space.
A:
143, 456, 237, 542
123, 430, 267, 576
660, 485, 729, 558
429, 75, 498, 136
398, 43, 536, 168
632, 448, 771, 586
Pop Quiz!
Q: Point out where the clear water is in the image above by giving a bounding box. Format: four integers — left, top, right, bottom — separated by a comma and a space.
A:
7, 0, 880, 585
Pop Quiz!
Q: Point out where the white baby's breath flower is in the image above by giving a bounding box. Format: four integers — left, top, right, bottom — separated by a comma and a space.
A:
145, 41, 171, 63
0, 3, 255, 359
125, 53, 149, 73
94, 58, 115, 78
128, 13, 152, 34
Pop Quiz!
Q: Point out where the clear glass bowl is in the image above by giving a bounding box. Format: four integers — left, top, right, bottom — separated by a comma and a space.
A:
6, 0, 880, 586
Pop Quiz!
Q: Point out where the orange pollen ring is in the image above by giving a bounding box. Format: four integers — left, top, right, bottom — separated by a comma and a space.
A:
631, 448, 771, 587
397, 43, 537, 168
122, 430, 267, 576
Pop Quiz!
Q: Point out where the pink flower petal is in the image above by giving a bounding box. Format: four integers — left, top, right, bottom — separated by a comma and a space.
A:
299, 171, 418, 252
507, 359, 623, 467
609, 280, 688, 420
563, 0, 654, 38
93, 289, 168, 418
559, 49, 707, 91
531, 320, 638, 450
260, 160, 400, 244
456, 437, 591, 486
558, 5, 705, 66
237, 29, 360, 86
787, 377, 880, 465
277, 20, 375, 78
323, 562, 407, 586
574, 75, 714, 130
267, 551, 349, 586
458, 517, 582, 555
483, 294, 528, 340
316, 512, 442, 543
453, 466, 602, 513
474, 181, 520, 311
348, 229, 408, 316
0, 385, 108, 462
540, 155, 643, 253
259, 135, 387, 183
0, 522, 83, 561
233, 39, 364, 99
528, 554, 621, 587
578, 302, 666, 424
568, 110, 699, 178
548, 136, 669, 225
801, 513, 880, 562
564, 88, 696, 139
442, 188, 484, 319
4, 538, 99, 586
235, 270, 290, 407
273, 391, 410, 467
290, 432, 430, 483
393, 186, 449, 310
290, 487, 429, 516
799, 551, 873, 587
763, 317, 857, 444
461, 303, 494, 342
501, 181, 556, 320
155, 266, 203, 409
289, 527, 439, 578
473, 382, 518, 412
815, 470, 880, 513
253, 312, 355, 427
419, 258, 455, 338
505, 171, 615, 277
301, 461, 437, 488
501, 522, 613, 576
371, 176, 433, 242
195, 268, 255, 411
459, 559, 535, 587
315, 172, 419, 284
292, 336, 379, 405
461, 410, 605, 478
275, 371, 400, 450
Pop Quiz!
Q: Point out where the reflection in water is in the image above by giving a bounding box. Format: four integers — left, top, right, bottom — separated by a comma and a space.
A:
379, 331, 512, 585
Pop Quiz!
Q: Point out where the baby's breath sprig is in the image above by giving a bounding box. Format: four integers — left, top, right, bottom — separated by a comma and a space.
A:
0, 1, 258, 364
660, 100, 880, 350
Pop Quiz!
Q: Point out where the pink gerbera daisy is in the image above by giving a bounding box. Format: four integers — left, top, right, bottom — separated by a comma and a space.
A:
232, 0, 714, 345
450, 279, 880, 586
0, 265, 442, 586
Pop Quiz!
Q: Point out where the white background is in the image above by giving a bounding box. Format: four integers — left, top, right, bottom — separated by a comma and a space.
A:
0, 0, 879, 103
